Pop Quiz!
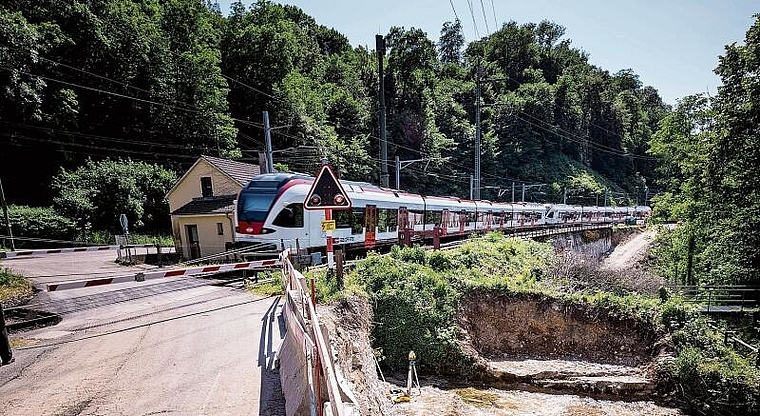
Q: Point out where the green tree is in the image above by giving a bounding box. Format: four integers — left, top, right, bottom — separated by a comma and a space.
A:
52, 159, 177, 233
438, 19, 464, 65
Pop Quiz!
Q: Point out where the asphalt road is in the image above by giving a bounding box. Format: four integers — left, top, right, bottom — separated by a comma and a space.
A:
0, 252, 286, 415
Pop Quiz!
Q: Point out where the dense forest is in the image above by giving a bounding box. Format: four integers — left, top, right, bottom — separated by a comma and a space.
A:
1, 0, 663, 207
2, 1, 758, 285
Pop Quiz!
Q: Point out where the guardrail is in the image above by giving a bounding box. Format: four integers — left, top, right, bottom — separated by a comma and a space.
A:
279, 249, 357, 416
674, 285, 760, 313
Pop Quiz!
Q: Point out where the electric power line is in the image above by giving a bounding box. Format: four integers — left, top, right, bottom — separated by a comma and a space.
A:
489, 0, 498, 31
448, 0, 460, 22
479, 0, 491, 35
465, 0, 481, 38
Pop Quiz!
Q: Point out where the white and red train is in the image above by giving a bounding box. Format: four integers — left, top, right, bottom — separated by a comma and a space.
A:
234, 173, 650, 251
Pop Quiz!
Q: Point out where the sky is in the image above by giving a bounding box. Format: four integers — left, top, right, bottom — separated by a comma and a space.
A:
216, 0, 758, 106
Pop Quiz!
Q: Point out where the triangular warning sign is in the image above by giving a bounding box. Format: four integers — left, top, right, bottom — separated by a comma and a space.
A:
303, 165, 352, 210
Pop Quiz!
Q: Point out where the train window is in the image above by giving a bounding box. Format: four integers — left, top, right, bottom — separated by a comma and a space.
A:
378, 209, 397, 232
410, 210, 424, 226
272, 203, 304, 228
351, 208, 364, 234
334, 210, 352, 229
333, 209, 364, 234
424, 210, 442, 226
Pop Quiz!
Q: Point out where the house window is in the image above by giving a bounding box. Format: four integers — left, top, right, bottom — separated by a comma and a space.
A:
217, 222, 224, 235
201, 176, 213, 197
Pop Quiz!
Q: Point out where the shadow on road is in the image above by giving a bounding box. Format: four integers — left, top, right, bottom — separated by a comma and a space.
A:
258, 296, 286, 415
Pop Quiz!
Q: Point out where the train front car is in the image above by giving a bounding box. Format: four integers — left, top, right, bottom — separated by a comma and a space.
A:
235, 173, 312, 250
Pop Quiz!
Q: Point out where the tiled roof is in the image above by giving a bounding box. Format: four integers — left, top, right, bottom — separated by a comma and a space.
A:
171, 194, 236, 216
202, 155, 260, 185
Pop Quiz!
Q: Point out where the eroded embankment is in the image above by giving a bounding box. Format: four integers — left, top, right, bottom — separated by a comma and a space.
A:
458, 290, 657, 366
457, 290, 667, 400
319, 293, 681, 415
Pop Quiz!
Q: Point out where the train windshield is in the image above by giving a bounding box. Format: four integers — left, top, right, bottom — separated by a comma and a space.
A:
237, 190, 277, 222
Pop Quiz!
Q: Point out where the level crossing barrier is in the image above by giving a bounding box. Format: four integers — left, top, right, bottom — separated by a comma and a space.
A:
0, 244, 172, 259
279, 249, 357, 416
45, 258, 279, 291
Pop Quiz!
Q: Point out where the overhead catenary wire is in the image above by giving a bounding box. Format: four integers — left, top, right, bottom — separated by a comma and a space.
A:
479, 0, 491, 35
490, 0, 498, 31
447, 0, 460, 22
465, 0, 480, 38
487, 72, 659, 160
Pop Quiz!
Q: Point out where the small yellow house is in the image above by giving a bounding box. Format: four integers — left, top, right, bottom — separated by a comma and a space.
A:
166, 155, 261, 260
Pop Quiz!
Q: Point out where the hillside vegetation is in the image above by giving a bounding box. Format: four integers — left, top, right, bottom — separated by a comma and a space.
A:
1, 0, 664, 213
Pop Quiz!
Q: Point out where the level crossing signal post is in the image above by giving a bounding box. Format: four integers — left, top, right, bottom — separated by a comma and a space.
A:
303, 160, 352, 273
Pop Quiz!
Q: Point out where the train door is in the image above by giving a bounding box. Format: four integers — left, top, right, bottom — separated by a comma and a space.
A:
441, 209, 449, 236
499, 211, 504, 229
519, 211, 525, 228
364, 205, 377, 249
459, 210, 466, 234
486, 211, 493, 230
398, 207, 409, 231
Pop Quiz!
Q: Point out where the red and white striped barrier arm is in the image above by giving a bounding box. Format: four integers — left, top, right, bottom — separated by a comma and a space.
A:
45, 258, 280, 291
0, 244, 167, 259
1, 245, 120, 259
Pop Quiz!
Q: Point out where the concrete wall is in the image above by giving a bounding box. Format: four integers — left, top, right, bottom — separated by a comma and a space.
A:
173, 214, 235, 259
167, 158, 243, 213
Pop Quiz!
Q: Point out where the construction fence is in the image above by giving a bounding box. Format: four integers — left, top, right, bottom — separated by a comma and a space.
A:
278, 249, 358, 416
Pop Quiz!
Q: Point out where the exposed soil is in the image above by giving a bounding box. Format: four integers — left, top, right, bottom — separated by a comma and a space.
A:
318, 296, 392, 415
319, 293, 684, 415
457, 291, 658, 367
602, 229, 657, 271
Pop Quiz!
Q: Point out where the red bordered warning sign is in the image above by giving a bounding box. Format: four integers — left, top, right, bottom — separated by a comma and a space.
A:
303, 164, 352, 210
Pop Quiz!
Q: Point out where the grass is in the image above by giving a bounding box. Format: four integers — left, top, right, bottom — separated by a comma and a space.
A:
245, 273, 284, 297
10, 337, 38, 348
451, 387, 500, 408
0, 266, 32, 303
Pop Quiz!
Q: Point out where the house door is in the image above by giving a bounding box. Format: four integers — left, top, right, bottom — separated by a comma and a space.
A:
185, 224, 200, 259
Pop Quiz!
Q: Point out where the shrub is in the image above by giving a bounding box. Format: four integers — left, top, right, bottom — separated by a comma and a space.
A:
4, 205, 77, 247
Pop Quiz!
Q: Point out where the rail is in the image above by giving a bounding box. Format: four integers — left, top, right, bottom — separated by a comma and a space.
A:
279, 249, 357, 416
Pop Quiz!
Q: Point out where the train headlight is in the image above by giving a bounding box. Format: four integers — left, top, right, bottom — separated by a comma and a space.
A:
245, 227, 254, 233
309, 194, 322, 205
334, 194, 346, 205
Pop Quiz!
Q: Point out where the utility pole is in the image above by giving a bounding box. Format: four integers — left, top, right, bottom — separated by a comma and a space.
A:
0, 178, 14, 251
263, 111, 274, 174
474, 58, 482, 200
376, 35, 389, 188
395, 156, 400, 189
604, 188, 608, 208
521, 183, 525, 202
469, 175, 474, 200
511, 182, 515, 203
645, 188, 649, 206
563, 187, 567, 205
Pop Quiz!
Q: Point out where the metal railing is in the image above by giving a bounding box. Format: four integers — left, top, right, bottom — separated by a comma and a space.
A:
675, 285, 760, 313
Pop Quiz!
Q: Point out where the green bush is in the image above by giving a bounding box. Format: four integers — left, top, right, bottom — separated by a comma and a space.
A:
4, 205, 77, 247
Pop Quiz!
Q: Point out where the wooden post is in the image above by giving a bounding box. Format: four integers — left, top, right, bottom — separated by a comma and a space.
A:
335, 247, 344, 290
